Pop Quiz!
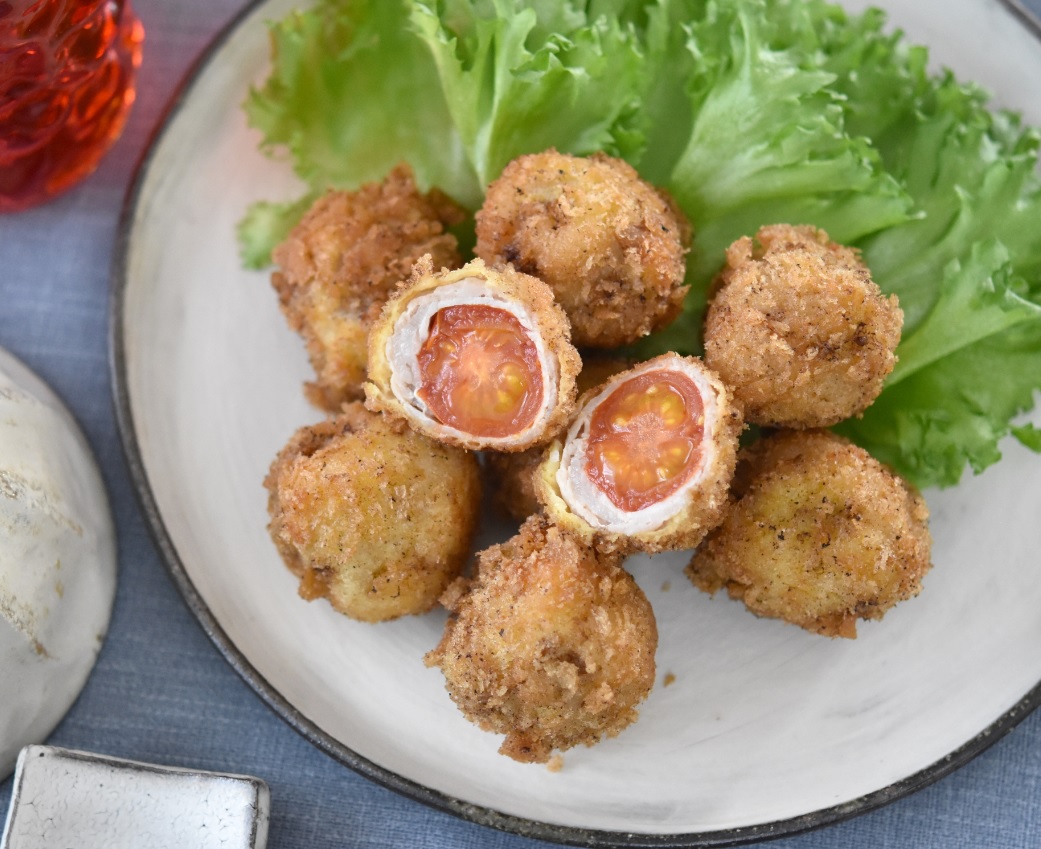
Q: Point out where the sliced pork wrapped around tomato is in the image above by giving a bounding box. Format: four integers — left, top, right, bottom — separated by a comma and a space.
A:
535, 354, 743, 554
365, 257, 581, 452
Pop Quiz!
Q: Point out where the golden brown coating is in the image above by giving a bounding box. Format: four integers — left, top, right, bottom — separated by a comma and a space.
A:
484, 447, 544, 524
271, 164, 466, 410
686, 430, 932, 638
475, 149, 690, 349
365, 257, 581, 452
265, 403, 481, 623
486, 355, 633, 522
535, 354, 743, 556
425, 515, 657, 763
703, 224, 902, 428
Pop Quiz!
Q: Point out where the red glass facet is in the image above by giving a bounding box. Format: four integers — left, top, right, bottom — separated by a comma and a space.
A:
1, 0, 143, 211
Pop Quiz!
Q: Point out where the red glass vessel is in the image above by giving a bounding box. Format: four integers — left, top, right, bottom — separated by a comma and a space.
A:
1, 0, 143, 212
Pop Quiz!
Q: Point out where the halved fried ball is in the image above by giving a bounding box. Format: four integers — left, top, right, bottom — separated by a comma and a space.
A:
703, 224, 902, 428
686, 430, 932, 638
475, 149, 690, 348
536, 353, 743, 555
425, 515, 657, 763
271, 164, 466, 410
265, 402, 481, 623
365, 256, 581, 452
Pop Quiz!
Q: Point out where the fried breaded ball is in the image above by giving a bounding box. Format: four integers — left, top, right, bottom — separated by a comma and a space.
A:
271, 164, 466, 410
535, 354, 743, 556
425, 515, 657, 763
703, 224, 902, 428
475, 149, 690, 349
265, 402, 481, 623
686, 430, 931, 639
486, 355, 632, 522
365, 257, 581, 453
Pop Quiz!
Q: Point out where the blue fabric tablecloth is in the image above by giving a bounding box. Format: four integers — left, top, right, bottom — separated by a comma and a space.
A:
3, 1, 1041, 846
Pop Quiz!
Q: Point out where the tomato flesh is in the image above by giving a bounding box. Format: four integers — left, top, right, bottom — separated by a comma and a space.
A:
416, 304, 544, 438
585, 370, 704, 511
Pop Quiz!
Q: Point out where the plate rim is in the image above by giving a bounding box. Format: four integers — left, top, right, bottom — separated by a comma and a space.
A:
108, 1, 1041, 846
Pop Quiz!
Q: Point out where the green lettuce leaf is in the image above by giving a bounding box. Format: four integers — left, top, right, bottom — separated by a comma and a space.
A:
633, 0, 912, 357
808, 5, 1041, 485
836, 241, 1041, 487
409, 0, 646, 187
236, 193, 319, 270
239, 0, 479, 267
1013, 423, 1041, 452
804, 4, 1041, 327
856, 84, 1041, 331
887, 241, 1041, 384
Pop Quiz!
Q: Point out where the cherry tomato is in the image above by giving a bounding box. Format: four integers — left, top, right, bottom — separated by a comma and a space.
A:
585, 370, 704, 511
417, 304, 544, 438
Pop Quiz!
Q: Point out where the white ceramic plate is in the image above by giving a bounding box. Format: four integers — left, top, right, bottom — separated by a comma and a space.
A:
112, 1, 1041, 844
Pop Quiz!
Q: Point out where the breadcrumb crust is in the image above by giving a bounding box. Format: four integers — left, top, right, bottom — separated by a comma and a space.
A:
425, 516, 657, 763
687, 430, 932, 638
265, 402, 481, 622
476, 149, 690, 348
272, 164, 465, 410
704, 224, 902, 428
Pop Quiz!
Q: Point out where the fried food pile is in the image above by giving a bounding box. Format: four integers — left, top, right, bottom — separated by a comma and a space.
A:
689, 224, 929, 636
261, 151, 932, 764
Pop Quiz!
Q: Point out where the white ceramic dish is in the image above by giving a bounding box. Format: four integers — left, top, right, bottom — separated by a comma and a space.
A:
0, 745, 269, 849
112, 1, 1041, 844
0, 348, 117, 782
